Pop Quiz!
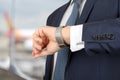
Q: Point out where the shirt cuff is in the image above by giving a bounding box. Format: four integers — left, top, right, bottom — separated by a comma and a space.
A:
70, 24, 84, 52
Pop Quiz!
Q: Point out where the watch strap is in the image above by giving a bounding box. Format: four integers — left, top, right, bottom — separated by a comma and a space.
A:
55, 26, 66, 48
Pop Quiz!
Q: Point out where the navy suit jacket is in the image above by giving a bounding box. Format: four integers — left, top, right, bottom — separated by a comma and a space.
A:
44, 0, 120, 80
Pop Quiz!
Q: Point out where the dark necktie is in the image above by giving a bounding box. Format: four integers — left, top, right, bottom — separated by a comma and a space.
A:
53, 0, 82, 80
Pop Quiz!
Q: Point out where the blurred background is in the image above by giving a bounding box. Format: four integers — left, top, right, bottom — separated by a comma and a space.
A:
0, 0, 68, 80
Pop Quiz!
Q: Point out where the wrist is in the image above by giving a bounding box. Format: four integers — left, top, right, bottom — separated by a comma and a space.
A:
61, 26, 70, 45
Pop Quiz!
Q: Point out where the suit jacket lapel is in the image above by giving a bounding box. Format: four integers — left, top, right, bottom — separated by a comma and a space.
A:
77, 0, 97, 24
47, 2, 70, 27
44, 55, 53, 80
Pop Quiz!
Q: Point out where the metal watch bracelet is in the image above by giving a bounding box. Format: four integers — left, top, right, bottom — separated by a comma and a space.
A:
55, 26, 66, 48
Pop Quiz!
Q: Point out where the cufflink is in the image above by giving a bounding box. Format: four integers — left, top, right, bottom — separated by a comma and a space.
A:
55, 26, 67, 48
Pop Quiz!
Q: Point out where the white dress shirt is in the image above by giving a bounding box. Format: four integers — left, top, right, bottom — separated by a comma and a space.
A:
70, 0, 86, 52
51, 0, 86, 79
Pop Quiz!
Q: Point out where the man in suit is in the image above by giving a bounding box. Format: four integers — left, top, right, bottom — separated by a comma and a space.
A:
32, 0, 120, 80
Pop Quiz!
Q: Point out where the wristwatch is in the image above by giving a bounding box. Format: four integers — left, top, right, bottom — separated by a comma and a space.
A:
55, 26, 66, 48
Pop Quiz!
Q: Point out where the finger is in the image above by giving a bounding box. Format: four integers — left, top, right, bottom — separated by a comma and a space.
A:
35, 43, 42, 51
32, 51, 35, 56
38, 27, 45, 38
33, 37, 49, 49
34, 28, 44, 38
32, 37, 44, 50
32, 50, 42, 58
34, 49, 52, 58
33, 28, 48, 47
43, 37, 49, 47
33, 37, 43, 46
32, 42, 43, 51
33, 29, 39, 38
32, 47, 41, 56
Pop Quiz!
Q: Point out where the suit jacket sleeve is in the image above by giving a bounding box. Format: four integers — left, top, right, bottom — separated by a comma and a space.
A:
82, 18, 120, 56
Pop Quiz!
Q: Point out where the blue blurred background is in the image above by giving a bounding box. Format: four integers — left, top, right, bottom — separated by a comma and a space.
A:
0, 0, 68, 80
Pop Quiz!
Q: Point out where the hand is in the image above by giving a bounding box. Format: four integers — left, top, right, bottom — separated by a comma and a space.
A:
32, 26, 70, 58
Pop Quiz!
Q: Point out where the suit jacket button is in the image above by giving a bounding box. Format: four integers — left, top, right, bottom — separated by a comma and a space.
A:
92, 35, 98, 40
107, 34, 115, 40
